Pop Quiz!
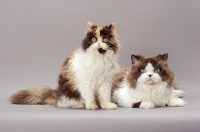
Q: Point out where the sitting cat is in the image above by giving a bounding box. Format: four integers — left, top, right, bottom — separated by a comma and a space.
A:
112, 53, 186, 109
11, 22, 120, 110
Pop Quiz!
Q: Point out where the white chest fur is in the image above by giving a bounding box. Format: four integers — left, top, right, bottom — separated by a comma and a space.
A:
72, 49, 120, 85
131, 82, 172, 105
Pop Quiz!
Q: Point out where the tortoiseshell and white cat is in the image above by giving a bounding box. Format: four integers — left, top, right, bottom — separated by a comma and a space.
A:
11, 22, 120, 110
112, 54, 186, 109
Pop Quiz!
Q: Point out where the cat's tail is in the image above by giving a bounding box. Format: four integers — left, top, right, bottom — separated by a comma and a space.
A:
10, 87, 57, 105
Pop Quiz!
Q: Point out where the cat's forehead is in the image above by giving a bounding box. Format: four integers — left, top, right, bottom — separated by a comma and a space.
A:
94, 26, 103, 37
136, 56, 168, 70
92, 26, 110, 37
145, 63, 154, 71
139, 57, 158, 67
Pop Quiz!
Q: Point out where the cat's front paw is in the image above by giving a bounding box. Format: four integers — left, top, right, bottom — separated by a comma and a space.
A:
174, 90, 186, 98
85, 102, 98, 110
139, 102, 155, 109
74, 104, 85, 109
101, 102, 117, 110
168, 98, 186, 107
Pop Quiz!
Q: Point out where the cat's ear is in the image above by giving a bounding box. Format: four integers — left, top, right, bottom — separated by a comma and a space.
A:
86, 22, 94, 33
157, 53, 168, 62
131, 55, 140, 64
108, 23, 117, 34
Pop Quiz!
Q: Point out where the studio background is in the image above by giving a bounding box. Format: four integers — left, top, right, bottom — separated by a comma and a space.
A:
1, 1, 200, 132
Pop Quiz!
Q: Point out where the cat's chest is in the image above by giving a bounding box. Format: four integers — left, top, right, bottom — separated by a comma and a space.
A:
130, 83, 172, 101
73, 51, 118, 74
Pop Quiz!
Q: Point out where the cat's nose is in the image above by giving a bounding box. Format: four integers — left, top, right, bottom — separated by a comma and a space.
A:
149, 75, 152, 77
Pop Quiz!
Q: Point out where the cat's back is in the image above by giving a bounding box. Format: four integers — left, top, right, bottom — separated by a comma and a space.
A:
112, 67, 131, 93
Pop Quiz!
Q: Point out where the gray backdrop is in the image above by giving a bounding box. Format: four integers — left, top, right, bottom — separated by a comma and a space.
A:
1, 0, 200, 132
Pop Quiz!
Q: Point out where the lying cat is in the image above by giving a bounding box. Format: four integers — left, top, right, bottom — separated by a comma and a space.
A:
10, 22, 120, 110
112, 53, 186, 109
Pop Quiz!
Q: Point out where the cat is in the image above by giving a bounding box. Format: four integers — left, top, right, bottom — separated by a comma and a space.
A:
10, 22, 120, 110
112, 53, 186, 109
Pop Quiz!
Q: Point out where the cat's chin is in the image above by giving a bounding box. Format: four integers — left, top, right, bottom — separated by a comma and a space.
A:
98, 48, 106, 54
146, 79, 157, 85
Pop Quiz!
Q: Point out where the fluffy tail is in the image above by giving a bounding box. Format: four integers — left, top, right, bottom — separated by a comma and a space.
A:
10, 88, 57, 105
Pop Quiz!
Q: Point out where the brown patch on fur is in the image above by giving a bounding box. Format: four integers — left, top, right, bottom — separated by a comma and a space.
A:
10, 88, 56, 105
95, 26, 103, 37
127, 54, 176, 89
108, 38, 120, 55
100, 26, 120, 54
99, 97, 107, 108
91, 101, 97, 105
57, 50, 81, 101
61, 50, 79, 91
112, 67, 131, 94
132, 102, 141, 108
98, 48, 106, 54
173, 84, 179, 90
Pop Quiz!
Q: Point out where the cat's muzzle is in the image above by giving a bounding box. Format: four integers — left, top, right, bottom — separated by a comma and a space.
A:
98, 48, 106, 54
147, 79, 156, 85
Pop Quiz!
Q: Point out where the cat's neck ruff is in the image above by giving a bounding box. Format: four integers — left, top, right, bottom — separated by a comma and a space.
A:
78, 48, 118, 66
135, 81, 169, 91
82, 48, 117, 59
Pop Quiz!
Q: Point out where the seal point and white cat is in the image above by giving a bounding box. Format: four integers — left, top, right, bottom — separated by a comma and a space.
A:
10, 22, 120, 110
112, 53, 186, 109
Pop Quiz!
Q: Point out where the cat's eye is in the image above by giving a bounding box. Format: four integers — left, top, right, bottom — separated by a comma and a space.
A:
140, 69, 146, 73
103, 38, 109, 43
154, 68, 160, 73
91, 37, 97, 42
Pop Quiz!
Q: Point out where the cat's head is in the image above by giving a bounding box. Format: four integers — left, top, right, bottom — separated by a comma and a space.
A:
127, 53, 175, 88
82, 22, 120, 55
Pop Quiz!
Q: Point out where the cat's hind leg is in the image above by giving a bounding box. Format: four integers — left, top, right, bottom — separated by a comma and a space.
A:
112, 86, 141, 108
116, 98, 141, 108
57, 96, 85, 109
115, 99, 139, 108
